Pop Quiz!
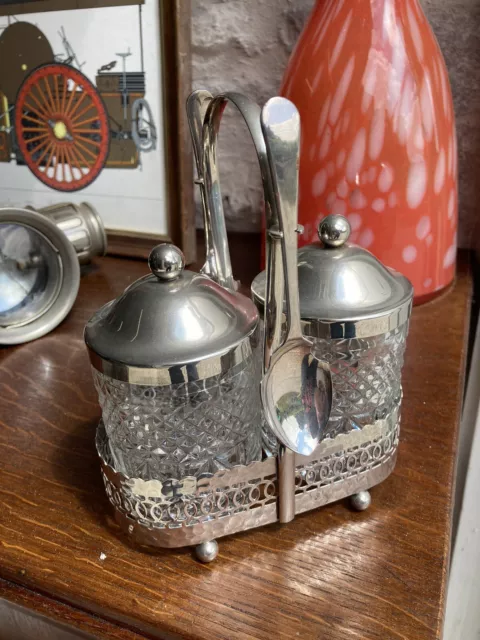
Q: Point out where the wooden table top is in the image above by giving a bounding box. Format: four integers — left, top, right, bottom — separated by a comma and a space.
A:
0, 244, 472, 640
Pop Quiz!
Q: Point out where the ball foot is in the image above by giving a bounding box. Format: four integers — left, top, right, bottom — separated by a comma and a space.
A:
195, 540, 219, 563
350, 490, 371, 511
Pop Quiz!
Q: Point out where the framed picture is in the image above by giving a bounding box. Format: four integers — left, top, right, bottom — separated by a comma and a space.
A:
0, 0, 195, 262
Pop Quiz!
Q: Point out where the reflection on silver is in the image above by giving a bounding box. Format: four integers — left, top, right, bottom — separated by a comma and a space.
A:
0, 224, 50, 318
262, 346, 332, 454
148, 243, 185, 281
318, 214, 351, 247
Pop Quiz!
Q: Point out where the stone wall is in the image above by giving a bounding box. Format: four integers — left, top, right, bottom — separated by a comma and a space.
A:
192, 0, 480, 248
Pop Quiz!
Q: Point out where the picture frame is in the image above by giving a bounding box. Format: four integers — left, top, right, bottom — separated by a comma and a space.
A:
0, 0, 195, 263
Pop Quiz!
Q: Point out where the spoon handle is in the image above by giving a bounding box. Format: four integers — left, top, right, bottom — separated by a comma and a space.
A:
261, 97, 301, 524
261, 97, 302, 342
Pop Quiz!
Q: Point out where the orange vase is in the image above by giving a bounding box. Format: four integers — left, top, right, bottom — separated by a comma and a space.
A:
281, 0, 457, 303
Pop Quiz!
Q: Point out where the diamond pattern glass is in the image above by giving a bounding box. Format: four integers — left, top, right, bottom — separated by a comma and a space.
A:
93, 355, 262, 481
261, 322, 409, 454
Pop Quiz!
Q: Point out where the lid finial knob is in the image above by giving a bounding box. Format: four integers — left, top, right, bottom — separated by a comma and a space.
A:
148, 244, 185, 281
318, 214, 351, 248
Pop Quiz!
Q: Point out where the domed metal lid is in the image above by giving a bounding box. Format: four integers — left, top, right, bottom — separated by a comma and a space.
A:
251, 215, 413, 339
85, 244, 258, 378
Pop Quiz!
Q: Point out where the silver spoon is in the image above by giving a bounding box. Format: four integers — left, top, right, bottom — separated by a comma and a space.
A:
261, 97, 332, 522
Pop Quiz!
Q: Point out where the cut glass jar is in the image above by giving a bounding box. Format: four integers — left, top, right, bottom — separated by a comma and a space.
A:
251, 214, 413, 454
85, 244, 262, 480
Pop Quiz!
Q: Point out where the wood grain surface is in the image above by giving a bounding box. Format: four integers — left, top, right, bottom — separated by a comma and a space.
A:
0, 578, 145, 640
0, 241, 472, 640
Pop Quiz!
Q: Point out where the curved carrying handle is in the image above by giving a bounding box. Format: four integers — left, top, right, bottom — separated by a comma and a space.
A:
187, 89, 285, 374
187, 90, 279, 292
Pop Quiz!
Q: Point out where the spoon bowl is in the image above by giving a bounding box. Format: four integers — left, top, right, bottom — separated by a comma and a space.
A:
261, 339, 332, 456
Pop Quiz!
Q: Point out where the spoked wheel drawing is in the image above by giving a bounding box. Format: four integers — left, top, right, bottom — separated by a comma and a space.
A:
15, 63, 110, 191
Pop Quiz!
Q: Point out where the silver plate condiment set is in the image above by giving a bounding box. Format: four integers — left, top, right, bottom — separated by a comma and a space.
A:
85, 90, 413, 563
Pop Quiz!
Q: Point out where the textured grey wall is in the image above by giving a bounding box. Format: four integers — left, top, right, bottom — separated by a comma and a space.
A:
192, 0, 480, 248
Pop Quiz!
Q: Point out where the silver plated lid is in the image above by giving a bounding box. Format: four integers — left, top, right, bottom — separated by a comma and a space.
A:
251, 215, 413, 339
85, 244, 259, 377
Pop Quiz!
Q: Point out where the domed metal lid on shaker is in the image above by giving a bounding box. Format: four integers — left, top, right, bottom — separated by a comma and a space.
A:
85, 243, 259, 383
251, 214, 413, 339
